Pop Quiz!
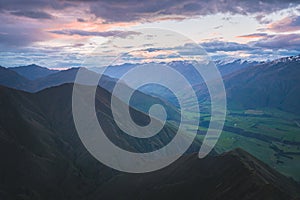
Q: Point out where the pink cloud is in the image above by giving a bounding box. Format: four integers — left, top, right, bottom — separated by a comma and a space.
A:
268, 16, 300, 32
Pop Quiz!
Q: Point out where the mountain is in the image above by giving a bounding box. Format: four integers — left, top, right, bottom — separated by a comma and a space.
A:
92, 61, 208, 85
0, 65, 180, 120
0, 84, 115, 200
0, 66, 31, 90
0, 66, 77, 92
0, 59, 260, 94
10, 64, 59, 80
0, 67, 116, 93
32, 67, 81, 91
215, 59, 263, 76
92, 59, 260, 81
0, 83, 184, 200
0, 84, 299, 199
225, 55, 300, 115
89, 60, 260, 105
0, 66, 88, 92
96, 148, 300, 200
1, 55, 300, 114
185, 55, 300, 115
90, 63, 137, 79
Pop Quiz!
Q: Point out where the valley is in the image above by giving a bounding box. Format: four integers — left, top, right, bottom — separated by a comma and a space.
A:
0, 55, 300, 199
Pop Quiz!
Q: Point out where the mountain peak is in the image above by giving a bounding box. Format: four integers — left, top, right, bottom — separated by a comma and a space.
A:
21, 64, 43, 68
214, 58, 263, 66
270, 55, 300, 65
97, 147, 300, 199
10, 64, 59, 80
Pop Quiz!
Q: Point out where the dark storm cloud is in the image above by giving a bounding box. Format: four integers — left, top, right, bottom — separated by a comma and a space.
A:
10, 10, 53, 19
1, 0, 300, 64
49, 29, 140, 38
0, 22, 49, 48
85, 0, 299, 22
2, 0, 297, 23
0, 0, 72, 11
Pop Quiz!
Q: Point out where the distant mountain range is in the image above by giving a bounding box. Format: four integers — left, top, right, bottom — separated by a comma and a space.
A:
165, 55, 300, 116
89, 59, 261, 104
91, 59, 260, 81
0, 65, 114, 93
0, 84, 299, 200
214, 58, 264, 76
0, 66, 31, 90
0, 58, 268, 93
10, 64, 59, 80
1, 56, 300, 115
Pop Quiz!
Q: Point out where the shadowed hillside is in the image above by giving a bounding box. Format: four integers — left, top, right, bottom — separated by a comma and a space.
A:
0, 84, 299, 199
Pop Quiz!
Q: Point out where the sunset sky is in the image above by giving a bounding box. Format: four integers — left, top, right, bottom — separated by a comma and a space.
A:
1, 0, 300, 68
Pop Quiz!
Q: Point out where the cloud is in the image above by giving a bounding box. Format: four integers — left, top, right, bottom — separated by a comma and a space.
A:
10, 10, 53, 19
0, 0, 72, 12
49, 29, 140, 38
200, 40, 254, 53
86, 0, 298, 22
237, 33, 269, 39
196, 37, 300, 61
0, 21, 50, 48
214, 25, 223, 29
268, 16, 300, 32
0, 0, 298, 23
174, 43, 207, 56
1, 0, 300, 67
252, 34, 300, 51
0, 10, 55, 49
77, 18, 86, 22
254, 14, 272, 24
200, 35, 300, 55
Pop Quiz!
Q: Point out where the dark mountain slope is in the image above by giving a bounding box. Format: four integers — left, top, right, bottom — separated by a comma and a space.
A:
0, 84, 299, 199
95, 148, 300, 200
10, 64, 59, 80
0, 83, 183, 199
0, 85, 112, 200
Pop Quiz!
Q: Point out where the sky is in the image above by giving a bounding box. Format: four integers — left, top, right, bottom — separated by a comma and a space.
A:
1, 0, 300, 68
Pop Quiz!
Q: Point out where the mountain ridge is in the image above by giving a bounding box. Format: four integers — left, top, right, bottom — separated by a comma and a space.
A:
95, 148, 300, 200
224, 54, 300, 115
10, 64, 59, 80
0, 83, 299, 199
